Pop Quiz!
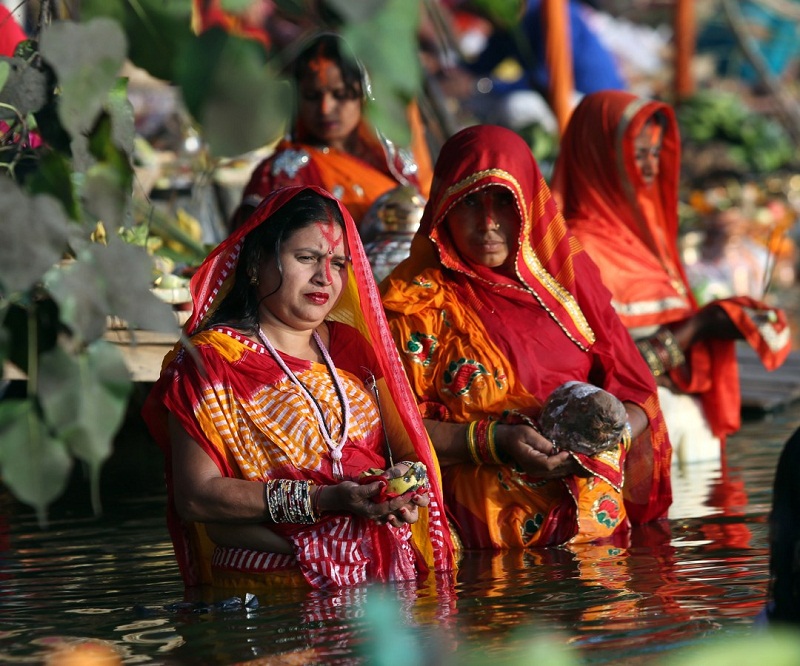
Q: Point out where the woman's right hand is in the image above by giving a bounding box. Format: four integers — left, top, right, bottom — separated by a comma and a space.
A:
496, 424, 577, 479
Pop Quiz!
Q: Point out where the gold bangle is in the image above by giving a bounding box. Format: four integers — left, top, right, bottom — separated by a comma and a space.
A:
637, 339, 665, 376
466, 421, 482, 465
620, 421, 633, 451
656, 328, 686, 369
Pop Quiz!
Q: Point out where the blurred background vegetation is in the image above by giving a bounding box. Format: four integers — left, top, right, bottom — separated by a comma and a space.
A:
0, 0, 427, 523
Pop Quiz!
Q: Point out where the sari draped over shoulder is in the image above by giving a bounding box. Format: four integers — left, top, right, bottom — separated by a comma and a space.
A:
234, 106, 432, 232
381, 125, 672, 549
551, 91, 791, 440
143, 186, 454, 590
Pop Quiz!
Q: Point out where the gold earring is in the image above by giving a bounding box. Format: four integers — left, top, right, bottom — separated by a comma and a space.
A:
249, 274, 258, 285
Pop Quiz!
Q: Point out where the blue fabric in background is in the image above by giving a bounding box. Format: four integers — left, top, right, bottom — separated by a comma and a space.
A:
466, 0, 627, 95
697, 1, 800, 82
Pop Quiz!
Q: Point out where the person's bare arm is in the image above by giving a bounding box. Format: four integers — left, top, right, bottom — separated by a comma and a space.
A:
423, 418, 574, 477
622, 402, 649, 440
671, 305, 742, 350
170, 414, 268, 523
169, 414, 425, 531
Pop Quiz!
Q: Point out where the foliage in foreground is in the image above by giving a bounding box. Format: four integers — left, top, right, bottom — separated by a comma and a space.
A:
0, 0, 423, 523
360, 590, 800, 666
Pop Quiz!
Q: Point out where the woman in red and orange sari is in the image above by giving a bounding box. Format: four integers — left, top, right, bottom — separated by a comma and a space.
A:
381, 125, 672, 549
230, 33, 432, 235
143, 186, 454, 591
551, 91, 791, 465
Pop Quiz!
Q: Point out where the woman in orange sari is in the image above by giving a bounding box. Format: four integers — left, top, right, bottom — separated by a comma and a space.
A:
143, 186, 454, 591
381, 125, 672, 549
551, 91, 791, 465
230, 33, 432, 234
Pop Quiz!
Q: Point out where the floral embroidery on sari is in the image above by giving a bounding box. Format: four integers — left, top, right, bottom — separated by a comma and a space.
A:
405, 332, 437, 366
593, 495, 621, 529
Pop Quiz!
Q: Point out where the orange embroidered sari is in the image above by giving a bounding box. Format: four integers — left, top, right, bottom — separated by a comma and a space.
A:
382, 125, 672, 549
143, 186, 454, 590
552, 91, 791, 440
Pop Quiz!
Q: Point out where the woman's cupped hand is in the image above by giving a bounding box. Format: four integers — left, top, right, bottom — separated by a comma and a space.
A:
321, 465, 429, 527
496, 423, 583, 479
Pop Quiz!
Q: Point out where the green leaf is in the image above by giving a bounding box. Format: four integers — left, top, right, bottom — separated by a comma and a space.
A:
0, 398, 73, 526
0, 56, 49, 118
82, 163, 132, 234
175, 29, 289, 156
105, 78, 136, 156
39, 19, 128, 141
0, 178, 71, 298
0, 60, 11, 93
45, 234, 179, 342
38, 340, 132, 514
81, 0, 194, 83
25, 152, 80, 221
44, 260, 109, 343
220, 0, 256, 12
82, 114, 134, 230
326, 0, 385, 22
464, 0, 524, 31
342, 0, 422, 146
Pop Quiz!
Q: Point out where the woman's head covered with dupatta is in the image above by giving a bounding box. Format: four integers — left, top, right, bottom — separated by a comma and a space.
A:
202, 188, 348, 335
403, 123, 597, 351
551, 91, 686, 290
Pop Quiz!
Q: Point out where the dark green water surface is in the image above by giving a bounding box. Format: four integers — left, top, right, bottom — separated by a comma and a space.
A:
2, 394, 800, 665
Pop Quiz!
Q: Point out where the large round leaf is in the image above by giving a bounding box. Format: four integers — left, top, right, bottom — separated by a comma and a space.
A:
37, 341, 132, 513
0, 178, 70, 298
0, 398, 73, 526
39, 19, 127, 140
46, 234, 179, 343
0, 56, 49, 118
175, 28, 289, 156
80, 0, 194, 84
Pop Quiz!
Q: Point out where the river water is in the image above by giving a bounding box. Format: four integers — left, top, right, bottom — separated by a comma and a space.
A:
2, 388, 800, 665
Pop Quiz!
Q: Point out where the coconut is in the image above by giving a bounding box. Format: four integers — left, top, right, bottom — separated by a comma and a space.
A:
538, 381, 627, 456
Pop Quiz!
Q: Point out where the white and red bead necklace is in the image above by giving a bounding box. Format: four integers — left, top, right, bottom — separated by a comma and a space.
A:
257, 327, 351, 478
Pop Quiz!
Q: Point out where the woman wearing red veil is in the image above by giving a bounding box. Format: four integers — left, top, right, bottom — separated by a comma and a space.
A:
551, 91, 791, 465
143, 186, 454, 591
381, 125, 672, 549
230, 33, 432, 235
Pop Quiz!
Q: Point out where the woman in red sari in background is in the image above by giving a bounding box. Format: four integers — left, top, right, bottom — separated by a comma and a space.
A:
381, 125, 672, 550
552, 91, 791, 465
143, 186, 454, 591
230, 33, 432, 235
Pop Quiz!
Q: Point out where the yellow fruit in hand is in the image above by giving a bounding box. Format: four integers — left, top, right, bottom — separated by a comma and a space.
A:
361, 462, 428, 495
388, 461, 427, 494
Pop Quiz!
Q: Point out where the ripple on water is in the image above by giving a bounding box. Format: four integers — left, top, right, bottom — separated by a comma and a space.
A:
2, 403, 800, 664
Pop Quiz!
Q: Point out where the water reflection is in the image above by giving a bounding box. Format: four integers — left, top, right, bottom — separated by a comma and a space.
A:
2, 403, 800, 664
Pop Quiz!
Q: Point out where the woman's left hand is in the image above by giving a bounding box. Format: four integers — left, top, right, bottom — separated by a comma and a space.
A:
320, 471, 427, 526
